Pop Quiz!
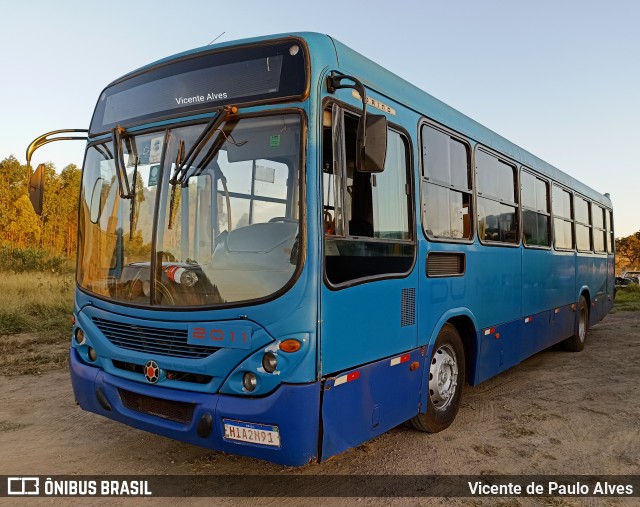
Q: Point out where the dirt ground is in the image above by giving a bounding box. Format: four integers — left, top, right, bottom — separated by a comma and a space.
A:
1, 311, 639, 507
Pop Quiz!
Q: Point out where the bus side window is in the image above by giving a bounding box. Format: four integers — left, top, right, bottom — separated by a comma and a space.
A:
476, 149, 518, 245
521, 170, 551, 248
322, 112, 337, 235
421, 124, 472, 240
321, 108, 368, 237
323, 105, 414, 285
552, 185, 574, 250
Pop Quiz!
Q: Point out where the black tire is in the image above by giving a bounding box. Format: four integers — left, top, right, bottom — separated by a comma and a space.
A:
409, 323, 465, 433
563, 295, 588, 352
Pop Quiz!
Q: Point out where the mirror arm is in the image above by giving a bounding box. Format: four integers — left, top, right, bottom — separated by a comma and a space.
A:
26, 129, 88, 178
326, 73, 368, 149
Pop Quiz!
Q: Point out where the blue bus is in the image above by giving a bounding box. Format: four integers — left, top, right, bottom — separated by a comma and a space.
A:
27, 32, 614, 466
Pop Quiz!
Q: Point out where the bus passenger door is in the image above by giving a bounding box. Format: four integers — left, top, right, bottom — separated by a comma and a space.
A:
319, 103, 420, 459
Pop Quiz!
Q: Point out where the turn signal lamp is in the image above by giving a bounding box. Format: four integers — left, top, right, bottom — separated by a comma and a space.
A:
279, 339, 301, 353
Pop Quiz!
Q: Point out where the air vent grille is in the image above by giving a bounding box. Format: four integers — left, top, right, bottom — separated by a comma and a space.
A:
427, 252, 465, 277
118, 389, 194, 424
93, 317, 217, 359
401, 288, 416, 327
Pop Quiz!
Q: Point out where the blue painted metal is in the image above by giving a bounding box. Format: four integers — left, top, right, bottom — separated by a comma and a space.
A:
70, 349, 320, 466
320, 279, 419, 375
522, 248, 575, 316
320, 349, 424, 461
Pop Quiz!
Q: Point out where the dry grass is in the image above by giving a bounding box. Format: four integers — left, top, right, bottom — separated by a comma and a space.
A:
0, 272, 74, 375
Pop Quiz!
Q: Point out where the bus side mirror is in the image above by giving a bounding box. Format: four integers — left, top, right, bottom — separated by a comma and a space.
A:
25, 129, 89, 216
356, 113, 387, 173
29, 163, 45, 215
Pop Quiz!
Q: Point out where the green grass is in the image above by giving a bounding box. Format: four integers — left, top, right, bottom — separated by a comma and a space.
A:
0, 272, 74, 375
0, 311, 27, 335
0, 245, 74, 274
614, 284, 640, 312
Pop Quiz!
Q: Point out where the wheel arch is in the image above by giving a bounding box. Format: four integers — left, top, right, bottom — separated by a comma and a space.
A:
563, 287, 591, 352
578, 285, 591, 309
578, 286, 591, 324
427, 309, 480, 386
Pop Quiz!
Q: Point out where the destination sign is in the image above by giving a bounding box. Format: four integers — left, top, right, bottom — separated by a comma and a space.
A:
90, 40, 307, 134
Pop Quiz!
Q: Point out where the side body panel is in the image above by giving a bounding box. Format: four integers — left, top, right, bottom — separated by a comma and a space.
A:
320, 348, 424, 460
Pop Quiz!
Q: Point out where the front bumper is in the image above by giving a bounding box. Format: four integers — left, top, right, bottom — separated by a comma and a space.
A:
69, 348, 320, 466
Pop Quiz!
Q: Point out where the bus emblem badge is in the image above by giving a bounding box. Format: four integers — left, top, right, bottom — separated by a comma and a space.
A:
144, 360, 160, 383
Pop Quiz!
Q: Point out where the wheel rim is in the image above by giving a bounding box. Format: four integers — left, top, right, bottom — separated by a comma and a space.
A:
429, 344, 459, 410
578, 306, 587, 343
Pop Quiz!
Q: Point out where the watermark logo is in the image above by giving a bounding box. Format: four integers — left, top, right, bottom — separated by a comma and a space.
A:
7, 477, 39, 495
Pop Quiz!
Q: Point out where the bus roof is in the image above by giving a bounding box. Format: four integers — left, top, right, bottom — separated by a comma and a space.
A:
324, 35, 611, 208
110, 32, 611, 208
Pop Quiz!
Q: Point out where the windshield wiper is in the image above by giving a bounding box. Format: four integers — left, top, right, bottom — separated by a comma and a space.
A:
112, 125, 134, 199
167, 105, 243, 232
190, 117, 242, 180
167, 139, 184, 230
125, 137, 139, 240
111, 126, 139, 239
171, 105, 237, 187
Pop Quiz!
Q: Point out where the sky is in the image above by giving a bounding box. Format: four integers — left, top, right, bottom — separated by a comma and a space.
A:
1, 0, 639, 237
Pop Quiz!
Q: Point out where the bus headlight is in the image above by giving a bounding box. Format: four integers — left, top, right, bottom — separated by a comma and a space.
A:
88, 347, 98, 362
242, 372, 257, 392
75, 327, 86, 345
261, 352, 277, 373
219, 334, 310, 396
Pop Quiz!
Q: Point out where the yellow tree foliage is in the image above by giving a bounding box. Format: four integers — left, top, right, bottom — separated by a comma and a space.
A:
6, 195, 41, 247
1, 156, 80, 257
616, 232, 640, 272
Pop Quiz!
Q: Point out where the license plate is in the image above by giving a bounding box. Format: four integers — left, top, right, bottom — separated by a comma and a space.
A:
223, 419, 280, 447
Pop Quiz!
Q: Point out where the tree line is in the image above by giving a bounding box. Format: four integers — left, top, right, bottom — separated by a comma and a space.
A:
0, 153, 639, 272
616, 232, 640, 272
1, 155, 80, 257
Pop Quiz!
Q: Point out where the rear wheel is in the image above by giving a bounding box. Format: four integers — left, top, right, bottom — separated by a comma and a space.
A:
409, 323, 465, 433
563, 295, 588, 352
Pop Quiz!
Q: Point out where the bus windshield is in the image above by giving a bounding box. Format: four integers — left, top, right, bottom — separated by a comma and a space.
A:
77, 113, 303, 307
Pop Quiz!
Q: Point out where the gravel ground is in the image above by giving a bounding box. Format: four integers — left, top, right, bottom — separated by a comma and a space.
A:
1, 311, 639, 507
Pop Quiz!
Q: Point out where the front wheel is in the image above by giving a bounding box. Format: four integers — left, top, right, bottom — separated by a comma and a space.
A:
409, 323, 465, 433
563, 295, 588, 352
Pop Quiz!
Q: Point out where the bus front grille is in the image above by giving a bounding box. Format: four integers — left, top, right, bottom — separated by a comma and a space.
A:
112, 360, 213, 385
118, 388, 194, 424
93, 317, 218, 359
